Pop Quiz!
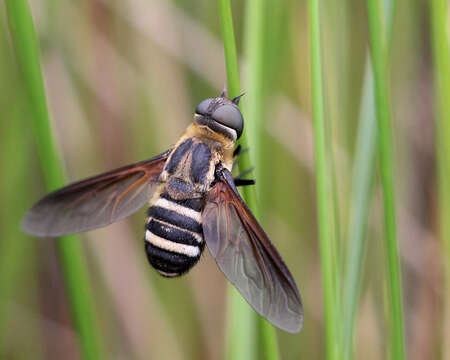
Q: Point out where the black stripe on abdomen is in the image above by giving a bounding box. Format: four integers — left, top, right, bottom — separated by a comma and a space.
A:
144, 192, 205, 277
145, 242, 199, 277
147, 219, 201, 246
147, 206, 202, 233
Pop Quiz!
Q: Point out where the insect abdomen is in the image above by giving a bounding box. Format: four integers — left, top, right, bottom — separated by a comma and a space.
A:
145, 190, 205, 277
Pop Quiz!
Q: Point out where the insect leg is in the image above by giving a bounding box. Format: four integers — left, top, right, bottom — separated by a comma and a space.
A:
234, 167, 254, 179
232, 146, 251, 172
234, 179, 255, 187
233, 145, 242, 157
233, 167, 255, 187
233, 145, 249, 158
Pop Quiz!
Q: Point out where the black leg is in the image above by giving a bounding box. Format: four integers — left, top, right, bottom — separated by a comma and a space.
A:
232, 147, 254, 186
234, 179, 255, 187
233, 145, 242, 157
234, 167, 254, 180
233, 145, 249, 158
233, 166, 255, 186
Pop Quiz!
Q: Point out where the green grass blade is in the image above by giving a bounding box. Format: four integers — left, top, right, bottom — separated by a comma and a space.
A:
219, 0, 280, 358
243, 0, 279, 358
243, 0, 265, 181
258, 317, 279, 360
430, 1, 450, 359
218, 1, 257, 359
217, 0, 241, 98
225, 288, 257, 360
341, 2, 394, 358
5, 1, 105, 359
309, 1, 339, 359
341, 57, 377, 360
366, 0, 406, 359
217, 0, 256, 208
0, 90, 43, 358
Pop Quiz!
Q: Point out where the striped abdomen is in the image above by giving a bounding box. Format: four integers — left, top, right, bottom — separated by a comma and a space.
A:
145, 190, 205, 277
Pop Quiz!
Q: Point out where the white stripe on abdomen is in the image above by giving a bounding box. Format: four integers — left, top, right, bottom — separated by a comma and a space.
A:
145, 230, 200, 257
154, 197, 202, 223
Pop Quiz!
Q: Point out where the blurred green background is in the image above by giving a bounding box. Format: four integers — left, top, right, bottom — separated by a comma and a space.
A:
0, 0, 448, 359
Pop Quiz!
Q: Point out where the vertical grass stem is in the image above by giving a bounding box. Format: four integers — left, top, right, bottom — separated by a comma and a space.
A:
5, 1, 105, 359
341, 2, 394, 357
309, 1, 339, 359
218, 1, 257, 359
366, 0, 406, 359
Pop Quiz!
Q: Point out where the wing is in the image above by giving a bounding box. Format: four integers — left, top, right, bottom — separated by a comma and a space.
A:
22, 150, 171, 237
202, 168, 303, 333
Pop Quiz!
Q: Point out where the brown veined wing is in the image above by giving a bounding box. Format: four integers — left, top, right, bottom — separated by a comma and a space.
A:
202, 167, 303, 333
22, 150, 171, 237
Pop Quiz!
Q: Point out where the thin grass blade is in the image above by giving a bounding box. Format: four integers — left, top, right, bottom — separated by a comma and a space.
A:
341, 1, 394, 358
4, 1, 105, 359
366, 0, 406, 359
309, 0, 340, 359
242, 0, 280, 358
218, 1, 257, 359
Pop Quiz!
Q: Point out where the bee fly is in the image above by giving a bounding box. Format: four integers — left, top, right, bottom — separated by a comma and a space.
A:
22, 92, 303, 333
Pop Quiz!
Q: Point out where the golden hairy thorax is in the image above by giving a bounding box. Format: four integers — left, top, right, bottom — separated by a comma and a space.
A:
154, 122, 235, 204
176, 123, 235, 171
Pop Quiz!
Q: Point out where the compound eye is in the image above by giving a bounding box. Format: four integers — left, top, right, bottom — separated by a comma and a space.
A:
212, 104, 244, 138
195, 98, 214, 115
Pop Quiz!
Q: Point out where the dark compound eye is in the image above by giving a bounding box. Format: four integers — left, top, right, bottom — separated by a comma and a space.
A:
195, 98, 214, 115
212, 104, 244, 138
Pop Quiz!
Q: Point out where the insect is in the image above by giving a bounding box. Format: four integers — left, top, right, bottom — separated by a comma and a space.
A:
22, 92, 303, 333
